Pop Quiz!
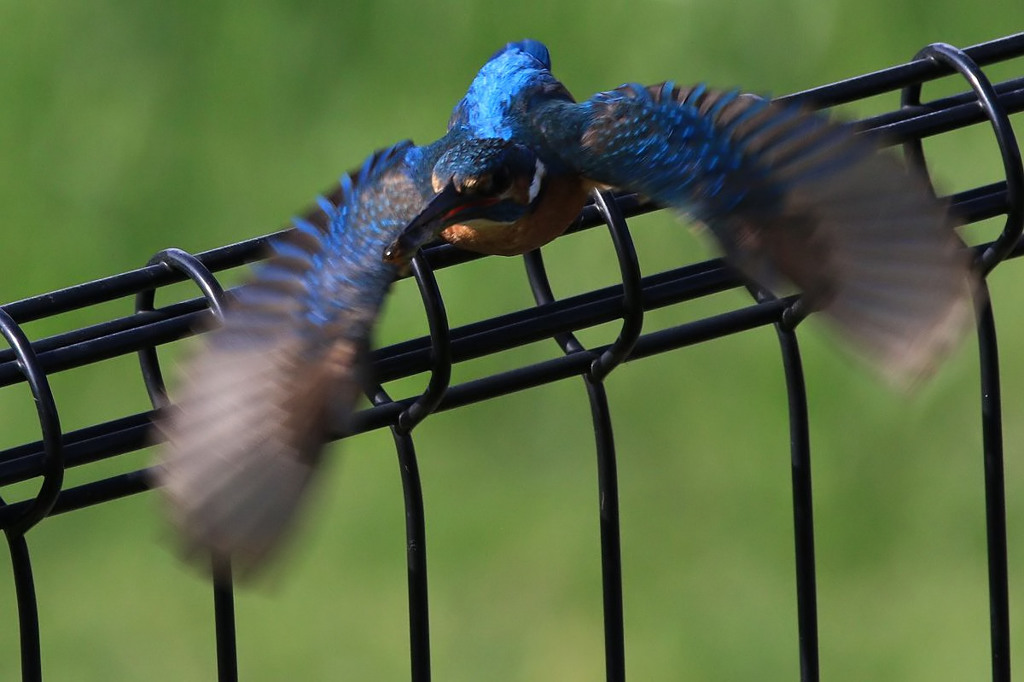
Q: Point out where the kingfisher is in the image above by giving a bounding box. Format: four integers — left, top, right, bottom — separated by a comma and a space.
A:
156, 40, 976, 573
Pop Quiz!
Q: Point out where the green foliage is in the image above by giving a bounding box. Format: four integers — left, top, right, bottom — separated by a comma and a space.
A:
1, 2, 1022, 679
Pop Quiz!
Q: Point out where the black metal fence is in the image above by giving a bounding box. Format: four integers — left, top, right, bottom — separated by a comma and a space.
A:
2, 33, 1023, 681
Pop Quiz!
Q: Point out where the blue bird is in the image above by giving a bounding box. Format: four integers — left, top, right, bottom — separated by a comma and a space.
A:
387, 40, 976, 382
156, 40, 975, 573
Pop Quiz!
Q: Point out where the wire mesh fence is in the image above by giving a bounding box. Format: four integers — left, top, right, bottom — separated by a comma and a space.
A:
2, 32, 1023, 681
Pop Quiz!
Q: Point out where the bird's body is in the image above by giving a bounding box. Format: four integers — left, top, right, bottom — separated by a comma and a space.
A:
156, 40, 976, 573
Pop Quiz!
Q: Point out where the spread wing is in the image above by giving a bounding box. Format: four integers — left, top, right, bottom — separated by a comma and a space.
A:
546, 83, 976, 386
154, 142, 420, 574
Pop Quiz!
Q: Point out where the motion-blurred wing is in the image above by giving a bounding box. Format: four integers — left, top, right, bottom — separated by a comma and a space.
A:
551, 82, 975, 386
155, 141, 419, 574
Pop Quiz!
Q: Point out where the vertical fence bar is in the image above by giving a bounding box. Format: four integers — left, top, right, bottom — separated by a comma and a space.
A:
900, 43, 1021, 680
526, 248, 628, 680
524, 188, 642, 681
777, 329, 818, 682
374, 250, 452, 682
750, 282, 819, 682
213, 562, 238, 682
5, 526, 41, 682
388, 424, 431, 682
976, 293, 1010, 682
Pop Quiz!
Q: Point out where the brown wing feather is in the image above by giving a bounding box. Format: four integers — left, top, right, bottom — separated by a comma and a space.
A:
155, 335, 360, 574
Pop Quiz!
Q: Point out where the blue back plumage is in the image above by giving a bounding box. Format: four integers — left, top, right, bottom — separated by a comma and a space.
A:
489, 39, 552, 69
449, 40, 569, 139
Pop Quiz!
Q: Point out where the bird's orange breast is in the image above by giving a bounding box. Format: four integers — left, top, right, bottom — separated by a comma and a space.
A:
440, 174, 592, 256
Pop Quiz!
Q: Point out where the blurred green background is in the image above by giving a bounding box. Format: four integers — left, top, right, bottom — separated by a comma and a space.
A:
1, 1, 1023, 680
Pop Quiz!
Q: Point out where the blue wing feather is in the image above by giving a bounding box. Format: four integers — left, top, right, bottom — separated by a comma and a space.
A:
540, 82, 974, 385
156, 140, 432, 573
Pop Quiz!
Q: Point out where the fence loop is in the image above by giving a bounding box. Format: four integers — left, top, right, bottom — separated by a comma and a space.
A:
0, 309, 63, 536
394, 251, 452, 434
524, 250, 582, 352
901, 42, 1024, 275
588, 189, 644, 381
779, 296, 812, 332
134, 248, 229, 409
523, 189, 644, 380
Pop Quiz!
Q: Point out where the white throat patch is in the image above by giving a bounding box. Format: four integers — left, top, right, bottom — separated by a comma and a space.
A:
528, 159, 546, 203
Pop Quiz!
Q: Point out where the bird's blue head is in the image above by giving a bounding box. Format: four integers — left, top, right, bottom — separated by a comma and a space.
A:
382, 138, 546, 264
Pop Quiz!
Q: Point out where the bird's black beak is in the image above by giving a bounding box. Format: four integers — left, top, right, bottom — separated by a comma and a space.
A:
382, 182, 499, 264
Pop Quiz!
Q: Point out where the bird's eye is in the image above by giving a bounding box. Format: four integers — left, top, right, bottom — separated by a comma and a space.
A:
489, 168, 511, 194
